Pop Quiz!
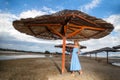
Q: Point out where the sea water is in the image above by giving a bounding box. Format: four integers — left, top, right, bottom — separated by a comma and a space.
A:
112, 63, 120, 67
0, 54, 46, 60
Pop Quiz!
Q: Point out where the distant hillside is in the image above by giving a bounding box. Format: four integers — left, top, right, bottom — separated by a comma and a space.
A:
0, 48, 43, 54
0, 48, 60, 55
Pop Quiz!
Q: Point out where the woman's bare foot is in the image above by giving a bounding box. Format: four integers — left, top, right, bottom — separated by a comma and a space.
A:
71, 73, 75, 77
79, 71, 83, 75
71, 72, 75, 77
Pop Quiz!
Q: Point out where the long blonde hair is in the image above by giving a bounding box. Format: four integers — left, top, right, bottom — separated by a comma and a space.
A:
74, 40, 80, 47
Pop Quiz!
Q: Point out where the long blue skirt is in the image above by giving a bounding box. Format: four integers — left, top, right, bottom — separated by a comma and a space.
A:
70, 48, 81, 71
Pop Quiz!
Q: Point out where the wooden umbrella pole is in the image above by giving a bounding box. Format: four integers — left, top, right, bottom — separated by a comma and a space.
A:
62, 36, 66, 74
95, 53, 97, 60
107, 51, 109, 63
90, 53, 91, 59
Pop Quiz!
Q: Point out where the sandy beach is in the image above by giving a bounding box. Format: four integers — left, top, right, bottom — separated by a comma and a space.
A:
0, 54, 120, 80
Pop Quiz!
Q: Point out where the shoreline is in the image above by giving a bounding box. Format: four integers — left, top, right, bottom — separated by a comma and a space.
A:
0, 53, 120, 67
0, 54, 46, 60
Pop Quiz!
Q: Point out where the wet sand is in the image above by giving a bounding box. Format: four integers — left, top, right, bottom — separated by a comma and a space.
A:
0, 54, 120, 80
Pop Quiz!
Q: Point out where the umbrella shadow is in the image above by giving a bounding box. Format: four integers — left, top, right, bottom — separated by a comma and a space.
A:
49, 57, 61, 74
65, 61, 70, 72
65, 55, 71, 72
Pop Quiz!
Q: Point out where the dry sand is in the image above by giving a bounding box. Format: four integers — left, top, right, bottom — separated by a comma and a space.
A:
0, 55, 120, 80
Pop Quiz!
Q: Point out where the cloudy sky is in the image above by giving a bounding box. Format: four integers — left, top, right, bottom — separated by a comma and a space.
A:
0, 0, 120, 53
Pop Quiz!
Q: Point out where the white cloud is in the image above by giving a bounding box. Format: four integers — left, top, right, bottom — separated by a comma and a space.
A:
0, 13, 18, 37
104, 14, 120, 32
42, 6, 57, 13
19, 7, 58, 19
80, 0, 101, 12
81, 35, 118, 52
19, 10, 47, 19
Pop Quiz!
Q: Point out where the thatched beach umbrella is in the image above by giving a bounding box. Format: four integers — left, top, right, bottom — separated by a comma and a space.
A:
82, 50, 101, 59
13, 10, 114, 73
113, 45, 120, 49
55, 43, 86, 52
83, 47, 120, 62
98, 47, 120, 63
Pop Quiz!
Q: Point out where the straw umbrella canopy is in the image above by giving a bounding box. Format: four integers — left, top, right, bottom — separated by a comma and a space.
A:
113, 45, 120, 49
55, 43, 86, 52
99, 47, 119, 51
83, 50, 101, 55
82, 50, 101, 59
97, 47, 120, 63
83, 47, 120, 62
55, 43, 86, 49
13, 9, 114, 73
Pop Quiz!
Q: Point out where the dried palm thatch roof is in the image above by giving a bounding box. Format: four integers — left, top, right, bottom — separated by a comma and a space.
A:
55, 43, 86, 49
99, 47, 120, 52
82, 50, 101, 55
82, 47, 120, 55
55, 43, 86, 52
113, 45, 120, 49
13, 9, 114, 41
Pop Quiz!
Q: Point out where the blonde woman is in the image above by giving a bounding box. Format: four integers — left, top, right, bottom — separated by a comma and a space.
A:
66, 40, 82, 76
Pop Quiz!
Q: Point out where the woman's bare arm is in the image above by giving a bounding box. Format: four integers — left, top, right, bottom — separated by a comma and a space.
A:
78, 46, 80, 54
66, 44, 74, 47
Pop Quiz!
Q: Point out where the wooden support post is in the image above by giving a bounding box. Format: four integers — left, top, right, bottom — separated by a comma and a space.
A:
95, 53, 97, 60
90, 53, 91, 59
106, 51, 109, 63
61, 36, 66, 74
